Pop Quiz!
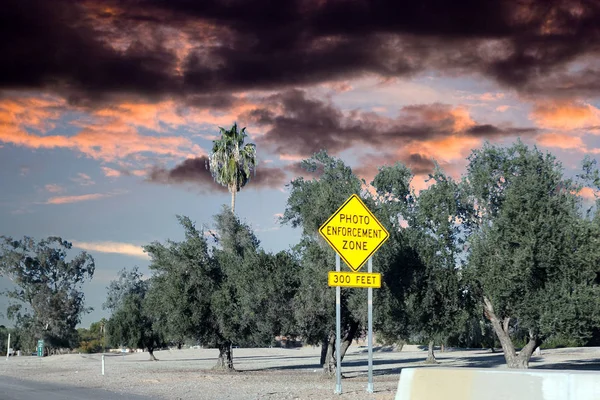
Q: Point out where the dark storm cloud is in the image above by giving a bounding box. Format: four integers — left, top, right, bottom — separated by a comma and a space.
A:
0, 0, 177, 99
247, 90, 538, 158
466, 124, 539, 138
147, 156, 287, 190
146, 156, 223, 192
354, 152, 451, 180
247, 90, 371, 155
2, 0, 600, 100
404, 153, 438, 175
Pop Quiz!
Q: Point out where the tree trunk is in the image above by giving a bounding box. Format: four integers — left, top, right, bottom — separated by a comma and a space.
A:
214, 342, 234, 371
230, 186, 236, 213
517, 331, 542, 368
322, 333, 336, 375
339, 335, 354, 360
148, 348, 158, 361
425, 340, 438, 364
483, 296, 541, 369
323, 321, 360, 376
319, 335, 329, 366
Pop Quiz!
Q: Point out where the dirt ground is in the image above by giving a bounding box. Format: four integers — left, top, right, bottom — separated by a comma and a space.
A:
1, 344, 599, 399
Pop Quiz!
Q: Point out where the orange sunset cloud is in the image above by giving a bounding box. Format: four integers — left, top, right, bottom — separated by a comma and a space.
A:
71, 240, 149, 259
44, 184, 64, 193
536, 133, 585, 150
44, 190, 127, 205
0, 96, 211, 164
578, 187, 597, 202
530, 100, 600, 131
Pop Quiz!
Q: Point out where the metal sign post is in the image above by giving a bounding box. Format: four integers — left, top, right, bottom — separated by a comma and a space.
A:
367, 257, 374, 393
335, 254, 342, 394
319, 194, 389, 396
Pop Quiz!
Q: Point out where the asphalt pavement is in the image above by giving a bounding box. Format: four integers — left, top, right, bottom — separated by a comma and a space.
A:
0, 376, 155, 400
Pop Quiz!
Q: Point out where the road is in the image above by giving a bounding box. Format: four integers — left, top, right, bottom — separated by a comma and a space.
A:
0, 376, 155, 400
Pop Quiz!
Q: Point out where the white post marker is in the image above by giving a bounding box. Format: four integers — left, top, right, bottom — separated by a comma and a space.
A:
6, 333, 10, 360
335, 254, 342, 394
101, 354, 105, 375
367, 257, 374, 393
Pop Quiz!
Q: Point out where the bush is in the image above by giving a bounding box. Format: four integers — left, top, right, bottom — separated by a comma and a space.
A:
78, 339, 104, 353
540, 335, 584, 350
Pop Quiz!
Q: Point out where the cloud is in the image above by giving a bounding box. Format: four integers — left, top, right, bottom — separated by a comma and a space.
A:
71, 240, 149, 259
535, 133, 600, 156
0, 95, 207, 164
530, 100, 600, 131
246, 89, 537, 158
536, 133, 585, 150
252, 166, 288, 190
2, 0, 600, 102
102, 166, 149, 178
147, 156, 220, 190
147, 156, 288, 191
101, 167, 122, 177
578, 187, 597, 202
458, 92, 506, 102
403, 153, 438, 175
45, 191, 126, 204
44, 184, 64, 193
71, 172, 95, 186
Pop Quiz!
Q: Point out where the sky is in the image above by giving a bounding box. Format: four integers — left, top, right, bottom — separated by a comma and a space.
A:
1, 0, 600, 328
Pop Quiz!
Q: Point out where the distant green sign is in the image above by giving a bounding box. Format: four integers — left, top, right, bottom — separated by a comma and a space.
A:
37, 339, 44, 357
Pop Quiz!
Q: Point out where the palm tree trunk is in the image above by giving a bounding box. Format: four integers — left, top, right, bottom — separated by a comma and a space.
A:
231, 188, 236, 212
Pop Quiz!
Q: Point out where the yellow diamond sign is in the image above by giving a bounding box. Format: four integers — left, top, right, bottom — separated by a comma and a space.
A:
319, 194, 389, 272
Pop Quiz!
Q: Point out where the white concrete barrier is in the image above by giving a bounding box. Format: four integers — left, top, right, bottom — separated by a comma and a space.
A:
395, 368, 600, 400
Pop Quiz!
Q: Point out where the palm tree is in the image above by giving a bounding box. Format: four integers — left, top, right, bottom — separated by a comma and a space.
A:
207, 123, 257, 212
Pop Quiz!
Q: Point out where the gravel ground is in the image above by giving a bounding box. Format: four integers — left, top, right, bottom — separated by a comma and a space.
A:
1, 345, 599, 399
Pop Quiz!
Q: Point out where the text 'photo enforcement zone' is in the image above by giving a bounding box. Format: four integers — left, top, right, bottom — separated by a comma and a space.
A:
320, 193, 388, 284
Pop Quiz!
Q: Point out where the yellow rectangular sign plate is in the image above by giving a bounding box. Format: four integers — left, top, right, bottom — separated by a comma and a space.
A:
319, 194, 389, 272
328, 271, 381, 288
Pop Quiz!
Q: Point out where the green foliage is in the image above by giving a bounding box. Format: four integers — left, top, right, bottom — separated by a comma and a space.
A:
282, 150, 363, 235
144, 216, 220, 347
291, 237, 337, 345
446, 317, 498, 350
466, 141, 600, 344
105, 268, 164, 354
208, 122, 257, 211
104, 267, 147, 313
76, 319, 107, 353
144, 209, 298, 366
404, 167, 473, 344
282, 152, 367, 350
0, 236, 95, 351
107, 293, 164, 353
367, 163, 417, 342
78, 338, 104, 353
540, 334, 585, 350
0, 325, 10, 356
370, 162, 476, 353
